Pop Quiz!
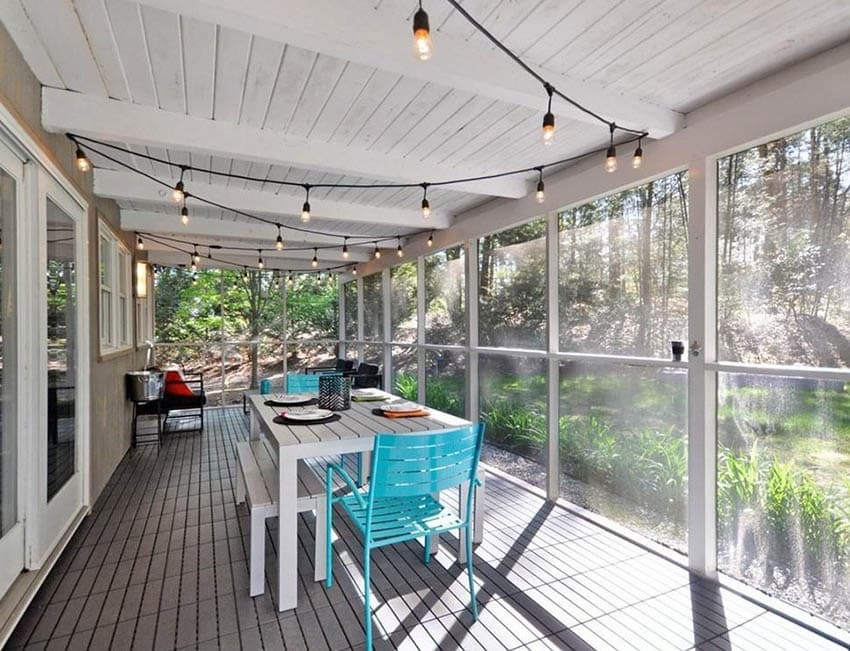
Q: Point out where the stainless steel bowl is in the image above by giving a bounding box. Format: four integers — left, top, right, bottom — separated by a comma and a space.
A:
126, 371, 164, 402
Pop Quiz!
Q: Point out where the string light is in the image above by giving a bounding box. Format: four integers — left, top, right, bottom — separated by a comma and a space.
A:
374, 242, 382, 260
192, 246, 201, 264
342, 237, 349, 259
257, 250, 264, 269
136, 235, 144, 251
421, 183, 431, 219
75, 147, 90, 172
180, 200, 189, 225
242, 267, 249, 282
427, 231, 434, 248
301, 185, 311, 223
535, 167, 545, 204
276, 225, 284, 251
542, 83, 555, 146
397, 238, 404, 258
605, 124, 618, 173
189, 255, 197, 273
352, 267, 358, 275
287, 272, 294, 286
632, 139, 643, 169
170, 167, 186, 203
311, 248, 319, 268
413, 1, 432, 61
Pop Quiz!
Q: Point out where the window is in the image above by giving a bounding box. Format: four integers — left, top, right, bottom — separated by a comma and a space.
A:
98, 221, 132, 354
479, 219, 547, 349
390, 262, 417, 343
362, 273, 383, 341
343, 280, 357, 341
716, 118, 850, 627
425, 245, 465, 345
558, 172, 689, 357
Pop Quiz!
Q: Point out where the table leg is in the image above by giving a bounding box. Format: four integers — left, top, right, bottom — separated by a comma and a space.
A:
249, 409, 260, 441
277, 454, 299, 611
358, 450, 372, 486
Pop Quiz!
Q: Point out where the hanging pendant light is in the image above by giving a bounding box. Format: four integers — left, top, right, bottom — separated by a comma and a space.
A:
605, 124, 618, 173
276, 225, 284, 251
192, 247, 201, 264
632, 138, 643, 169
342, 237, 350, 259
75, 147, 91, 172
413, 1, 432, 61
374, 242, 381, 260
301, 185, 311, 223
427, 231, 434, 248
257, 250, 265, 269
180, 200, 189, 225
171, 167, 186, 203
136, 235, 144, 251
542, 83, 555, 146
397, 238, 404, 258
421, 183, 431, 219
311, 248, 319, 268
535, 167, 545, 204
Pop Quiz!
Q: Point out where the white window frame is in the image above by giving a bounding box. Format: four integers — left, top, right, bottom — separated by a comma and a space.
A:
97, 220, 132, 355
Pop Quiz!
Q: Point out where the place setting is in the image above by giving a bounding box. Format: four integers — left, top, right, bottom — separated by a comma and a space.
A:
372, 400, 431, 419
264, 393, 317, 407
273, 405, 341, 425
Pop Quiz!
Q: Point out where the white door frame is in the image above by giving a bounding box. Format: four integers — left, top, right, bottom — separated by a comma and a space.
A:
0, 132, 27, 598
25, 168, 90, 569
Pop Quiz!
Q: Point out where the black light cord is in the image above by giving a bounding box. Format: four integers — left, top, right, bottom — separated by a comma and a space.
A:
444, 0, 648, 138
137, 230, 394, 254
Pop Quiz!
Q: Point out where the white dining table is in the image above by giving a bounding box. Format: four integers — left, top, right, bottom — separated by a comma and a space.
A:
247, 391, 479, 611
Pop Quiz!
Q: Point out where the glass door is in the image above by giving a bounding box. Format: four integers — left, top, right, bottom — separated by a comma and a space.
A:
28, 170, 88, 568
0, 140, 23, 597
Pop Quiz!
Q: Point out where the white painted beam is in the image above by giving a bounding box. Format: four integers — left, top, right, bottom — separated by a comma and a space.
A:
98, 168, 447, 229
142, 238, 367, 263
122, 210, 377, 255
130, 0, 682, 137
42, 88, 525, 201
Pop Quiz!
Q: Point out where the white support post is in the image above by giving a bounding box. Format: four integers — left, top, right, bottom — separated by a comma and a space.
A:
356, 276, 364, 362
282, 274, 288, 377
417, 256, 426, 405
467, 239, 479, 422
687, 157, 718, 580
546, 211, 560, 501
337, 276, 345, 360
382, 268, 392, 391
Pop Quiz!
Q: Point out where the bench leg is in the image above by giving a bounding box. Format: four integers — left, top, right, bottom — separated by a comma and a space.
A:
313, 498, 327, 582
235, 469, 245, 505
249, 512, 266, 597
474, 471, 485, 545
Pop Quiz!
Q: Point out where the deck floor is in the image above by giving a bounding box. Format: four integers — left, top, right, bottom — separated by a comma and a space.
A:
6, 407, 847, 650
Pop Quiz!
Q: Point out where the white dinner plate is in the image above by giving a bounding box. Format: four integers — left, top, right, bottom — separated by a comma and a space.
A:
269, 393, 313, 404
283, 408, 334, 421
381, 401, 422, 413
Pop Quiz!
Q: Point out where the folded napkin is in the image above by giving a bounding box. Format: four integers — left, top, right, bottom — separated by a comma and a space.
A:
373, 407, 430, 418
352, 395, 388, 402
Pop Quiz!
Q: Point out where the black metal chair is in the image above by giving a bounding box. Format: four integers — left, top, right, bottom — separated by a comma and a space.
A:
162, 371, 206, 432
350, 363, 382, 389
306, 358, 354, 375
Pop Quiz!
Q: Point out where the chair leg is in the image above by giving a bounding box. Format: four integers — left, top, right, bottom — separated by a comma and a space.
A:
249, 511, 265, 597
474, 472, 486, 545
423, 535, 431, 564
356, 452, 363, 487
314, 497, 327, 582
364, 545, 372, 650
465, 523, 477, 620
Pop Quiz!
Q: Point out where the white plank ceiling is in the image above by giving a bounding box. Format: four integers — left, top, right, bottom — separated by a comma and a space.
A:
4, 0, 850, 268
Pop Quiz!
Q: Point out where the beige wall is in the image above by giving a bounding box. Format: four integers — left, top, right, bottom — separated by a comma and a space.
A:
0, 23, 143, 502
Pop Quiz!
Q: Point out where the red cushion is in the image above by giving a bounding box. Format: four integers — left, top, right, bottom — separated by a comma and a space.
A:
164, 370, 195, 398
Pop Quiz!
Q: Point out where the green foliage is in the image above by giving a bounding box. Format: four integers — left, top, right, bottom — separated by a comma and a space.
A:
394, 372, 418, 401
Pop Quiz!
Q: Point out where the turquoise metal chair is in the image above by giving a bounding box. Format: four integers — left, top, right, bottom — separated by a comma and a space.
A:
287, 372, 363, 482
325, 424, 485, 649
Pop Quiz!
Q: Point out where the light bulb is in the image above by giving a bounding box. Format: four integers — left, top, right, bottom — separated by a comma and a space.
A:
301, 200, 311, 223
137, 236, 144, 251
276, 232, 284, 251
352, 267, 358, 275
542, 114, 555, 146
374, 244, 381, 260
632, 144, 643, 169
192, 250, 200, 264
397, 242, 404, 258
605, 145, 618, 173
427, 232, 434, 248
413, 7, 431, 61
180, 206, 189, 225
536, 179, 545, 204
311, 250, 318, 268
258, 256, 264, 270
342, 239, 349, 259
422, 198, 431, 219
75, 148, 90, 172
190, 260, 197, 272
170, 180, 185, 203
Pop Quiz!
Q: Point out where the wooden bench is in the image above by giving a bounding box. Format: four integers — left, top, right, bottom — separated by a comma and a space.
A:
235, 439, 327, 596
